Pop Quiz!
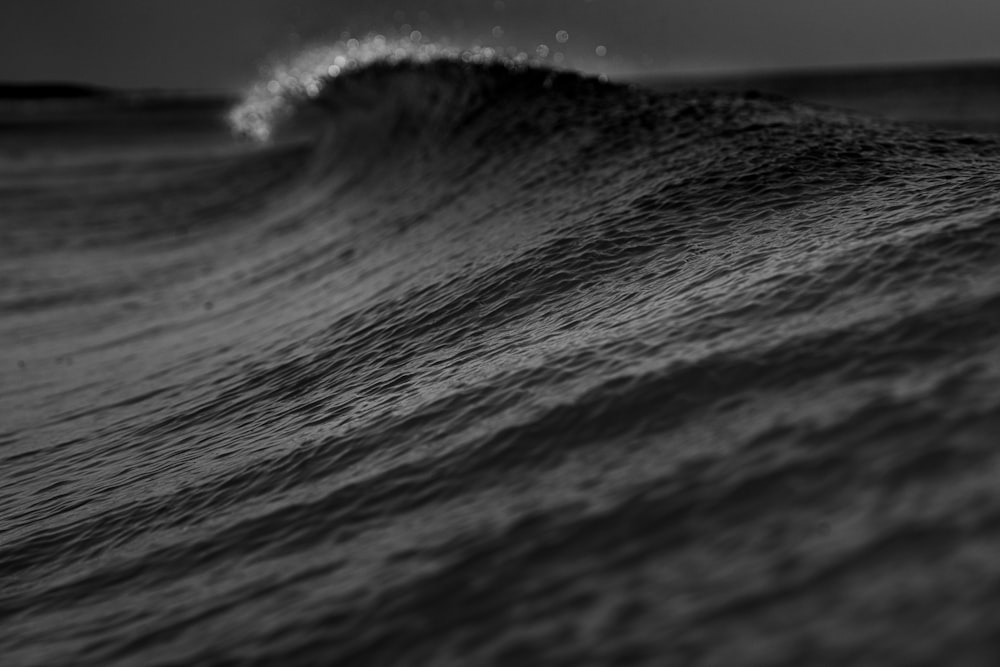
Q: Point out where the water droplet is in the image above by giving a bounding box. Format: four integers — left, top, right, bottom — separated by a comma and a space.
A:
492, 25, 504, 38
536, 44, 550, 58
595, 45, 607, 57
556, 30, 569, 44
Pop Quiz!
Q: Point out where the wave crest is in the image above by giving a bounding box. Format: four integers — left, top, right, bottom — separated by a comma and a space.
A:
228, 34, 557, 141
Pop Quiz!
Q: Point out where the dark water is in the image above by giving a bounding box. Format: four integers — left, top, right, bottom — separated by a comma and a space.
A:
3, 58, 1000, 666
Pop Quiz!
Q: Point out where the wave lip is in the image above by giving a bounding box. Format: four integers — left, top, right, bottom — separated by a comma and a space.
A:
229, 34, 550, 141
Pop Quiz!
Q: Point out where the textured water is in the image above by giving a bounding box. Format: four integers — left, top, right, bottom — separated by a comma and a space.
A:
3, 59, 1000, 666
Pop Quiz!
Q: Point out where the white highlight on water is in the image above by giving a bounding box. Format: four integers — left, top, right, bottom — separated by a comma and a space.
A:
230, 33, 550, 142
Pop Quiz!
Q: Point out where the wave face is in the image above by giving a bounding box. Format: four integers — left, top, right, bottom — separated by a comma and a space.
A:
3, 58, 1000, 666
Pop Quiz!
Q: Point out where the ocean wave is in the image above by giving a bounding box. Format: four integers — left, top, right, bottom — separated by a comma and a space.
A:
4, 44, 1000, 665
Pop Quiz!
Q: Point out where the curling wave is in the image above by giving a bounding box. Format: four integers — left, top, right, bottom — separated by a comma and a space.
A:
3, 49, 1000, 666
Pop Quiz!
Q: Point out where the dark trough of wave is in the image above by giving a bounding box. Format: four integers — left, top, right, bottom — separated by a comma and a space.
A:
2, 59, 1000, 665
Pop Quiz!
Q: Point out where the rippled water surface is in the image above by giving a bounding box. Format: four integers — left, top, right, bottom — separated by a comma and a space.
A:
3, 60, 1000, 666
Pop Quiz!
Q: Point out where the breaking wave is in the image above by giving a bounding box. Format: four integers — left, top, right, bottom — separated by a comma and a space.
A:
4, 45, 1000, 666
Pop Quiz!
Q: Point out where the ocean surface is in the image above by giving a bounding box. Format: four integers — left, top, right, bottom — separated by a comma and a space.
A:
3, 52, 1000, 666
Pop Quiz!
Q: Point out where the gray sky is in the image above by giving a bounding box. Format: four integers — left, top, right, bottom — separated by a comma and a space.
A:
2, 0, 999, 90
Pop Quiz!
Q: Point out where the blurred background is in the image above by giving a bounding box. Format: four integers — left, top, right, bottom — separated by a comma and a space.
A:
2, 0, 1000, 91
